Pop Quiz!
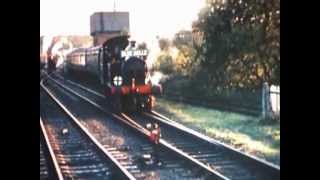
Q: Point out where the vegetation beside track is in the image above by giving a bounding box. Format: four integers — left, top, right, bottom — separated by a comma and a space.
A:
154, 98, 280, 165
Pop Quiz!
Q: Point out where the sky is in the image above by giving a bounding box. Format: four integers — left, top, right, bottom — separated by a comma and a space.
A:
40, 0, 205, 44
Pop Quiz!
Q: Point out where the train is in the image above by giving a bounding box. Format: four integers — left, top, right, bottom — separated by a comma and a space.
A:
64, 35, 162, 112
40, 54, 58, 73
47, 54, 58, 73
40, 55, 46, 70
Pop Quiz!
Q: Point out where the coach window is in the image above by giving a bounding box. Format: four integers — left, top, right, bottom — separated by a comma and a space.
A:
81, 54, 85, 65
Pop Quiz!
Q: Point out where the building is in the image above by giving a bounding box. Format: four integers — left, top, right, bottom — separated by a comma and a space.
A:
191, 21, 204, 47
67, 36, 93, 48
90, 12, 130, 46
174, 30, 193, 46
40, 36, 44, 55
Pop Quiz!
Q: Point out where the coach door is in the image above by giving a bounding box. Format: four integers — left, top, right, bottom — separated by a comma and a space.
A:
98, 49, 105, 85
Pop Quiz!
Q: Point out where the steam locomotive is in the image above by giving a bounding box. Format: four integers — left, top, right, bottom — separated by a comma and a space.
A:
65, 35, 162, 112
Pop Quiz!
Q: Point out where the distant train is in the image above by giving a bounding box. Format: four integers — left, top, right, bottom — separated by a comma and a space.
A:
40, 56, 46, 70
65, 35, 162, 112
47, 54, 58, 73
40, 54, 57, 73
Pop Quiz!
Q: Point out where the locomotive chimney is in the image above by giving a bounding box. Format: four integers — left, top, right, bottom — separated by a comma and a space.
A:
130, 41, 136, 48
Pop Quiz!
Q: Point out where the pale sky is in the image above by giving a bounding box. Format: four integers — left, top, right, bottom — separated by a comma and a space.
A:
40, 0, 205, 43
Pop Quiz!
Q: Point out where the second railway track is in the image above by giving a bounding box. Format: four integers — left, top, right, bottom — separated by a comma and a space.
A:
42, 75, 220, 179
130, 112, 279, 180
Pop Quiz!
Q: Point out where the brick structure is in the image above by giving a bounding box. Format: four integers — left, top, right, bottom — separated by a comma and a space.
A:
90, 12, 130, 46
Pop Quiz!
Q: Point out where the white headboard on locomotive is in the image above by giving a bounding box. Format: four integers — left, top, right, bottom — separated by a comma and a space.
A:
121, 49, 148, 60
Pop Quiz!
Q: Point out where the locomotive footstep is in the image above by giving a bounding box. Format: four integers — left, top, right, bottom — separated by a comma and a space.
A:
62, 128, 69, 135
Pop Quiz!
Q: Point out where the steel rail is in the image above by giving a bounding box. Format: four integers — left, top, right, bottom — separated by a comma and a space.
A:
47, 75, 148, 134
54, 73, 105, 98
147, 111, 280, 172
50, 75, 280, 179
40, 78, 137, 180
52, 73, 280, 171
47, 74, 230, 180
40, 117, 65, 180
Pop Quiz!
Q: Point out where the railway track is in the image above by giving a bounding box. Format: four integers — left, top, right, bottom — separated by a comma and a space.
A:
40, 117, 65, 180
40, 141, 50, 179
40, 82, 135, 180
43, 73, 221, 179
47, 73, 280, 179
134, 112, 279, 180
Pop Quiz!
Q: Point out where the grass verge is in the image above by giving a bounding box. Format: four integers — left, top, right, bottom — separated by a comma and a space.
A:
154, 98, 280, 165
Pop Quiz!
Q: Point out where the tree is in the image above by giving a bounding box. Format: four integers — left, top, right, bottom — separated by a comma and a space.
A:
173, 30, 193, 48
195, 0, 280, 89
154, 53, 175, 74
158, 38, 171, 51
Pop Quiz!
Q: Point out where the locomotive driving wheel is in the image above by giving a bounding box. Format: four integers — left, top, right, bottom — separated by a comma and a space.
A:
145, 96, 153, 112
137, 95, 152, 112
113, 96, 122, 113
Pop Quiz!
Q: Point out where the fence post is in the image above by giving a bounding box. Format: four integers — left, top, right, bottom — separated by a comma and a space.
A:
262, 82, 272, 120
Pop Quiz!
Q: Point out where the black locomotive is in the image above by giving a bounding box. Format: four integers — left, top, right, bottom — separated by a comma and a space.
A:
65, 35, 162, 112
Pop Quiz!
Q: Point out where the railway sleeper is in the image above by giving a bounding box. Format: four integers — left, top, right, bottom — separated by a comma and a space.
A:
56, 152, 95, 158
122, 165, 139, 170
119, 161, 133, 166
57, 155, 100, 163
209, 160, 235, 166
225, 172, 257, 180
53, 144, 87, 151
190, 153, 222, 159
40, 166, 47, 171
211, 166, 255, 179
40, 158, 46, 164
168, 141, 203, 147
40, 171, 48, 176
52, 140, 87, 146
131, 172, 146, 179
61, 167, 110, 175
58, 158, 103, 166
112, 153, 128, 159
57, 149, 92, 155
60, 163, 108, 170
163, 163, 181, 168
109, 150, 123, 154
187, 148, 220, 153
50, 139, 87, 145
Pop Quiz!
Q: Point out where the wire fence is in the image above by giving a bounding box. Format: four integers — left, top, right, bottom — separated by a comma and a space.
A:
161, 82, 279, 120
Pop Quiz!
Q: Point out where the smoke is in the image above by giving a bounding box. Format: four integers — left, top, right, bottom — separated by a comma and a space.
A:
148, 71, 168, 85
144, 39, 160, 69
170, 46, 179, 60
143, 37, 179, 85
45, 36, 74, 68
